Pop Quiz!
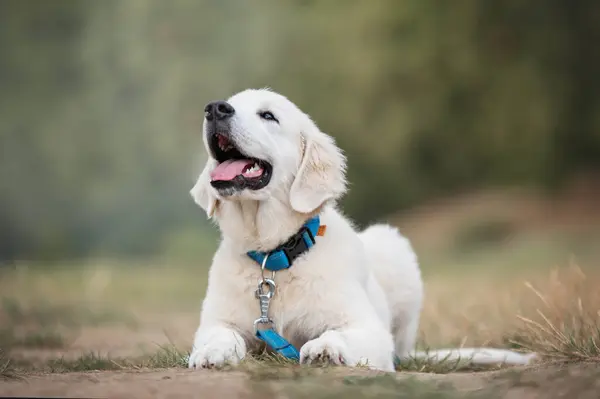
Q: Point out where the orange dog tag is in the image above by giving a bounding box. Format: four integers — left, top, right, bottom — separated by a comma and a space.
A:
316, 225, 327, 237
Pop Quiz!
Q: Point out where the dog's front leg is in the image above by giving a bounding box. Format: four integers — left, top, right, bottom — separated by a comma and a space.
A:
188, 324, 247, 369
300, 327, 395, 371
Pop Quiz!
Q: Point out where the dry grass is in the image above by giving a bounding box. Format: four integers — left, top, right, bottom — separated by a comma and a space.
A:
419, 263, 600, 365
516, 265, 600, 361
0, 349, 20, 380
1, 262, 600, 399
47, 346, 190, 372
1, 261, 599, 374
0, 328, 68, 349
1, 191, 598, 399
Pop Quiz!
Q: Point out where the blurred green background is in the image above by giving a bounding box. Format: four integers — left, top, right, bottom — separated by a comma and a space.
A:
1, 0, 599, 264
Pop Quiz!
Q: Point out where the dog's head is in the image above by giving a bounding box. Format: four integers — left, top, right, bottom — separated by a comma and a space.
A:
190, 88, 347, 218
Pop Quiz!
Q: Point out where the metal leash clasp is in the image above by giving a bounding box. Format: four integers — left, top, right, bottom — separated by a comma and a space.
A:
254, 254, 277, 332
254, 278, 276, 331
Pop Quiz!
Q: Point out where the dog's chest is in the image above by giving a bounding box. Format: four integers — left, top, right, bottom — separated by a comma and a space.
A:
235, 267, 320, 349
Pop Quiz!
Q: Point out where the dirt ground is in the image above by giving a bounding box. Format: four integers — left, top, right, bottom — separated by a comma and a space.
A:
3, 363, 600, 399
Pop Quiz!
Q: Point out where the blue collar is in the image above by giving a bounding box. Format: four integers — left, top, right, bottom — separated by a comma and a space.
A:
247, 216, 321, 271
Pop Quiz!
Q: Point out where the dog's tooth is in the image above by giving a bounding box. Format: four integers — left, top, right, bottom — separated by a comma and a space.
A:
243, 164, 260, 175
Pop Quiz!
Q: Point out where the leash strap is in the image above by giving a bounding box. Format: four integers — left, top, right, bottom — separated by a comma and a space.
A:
253, 273, 300, 361
256, 329, 300, 361
250, 218, 325, 361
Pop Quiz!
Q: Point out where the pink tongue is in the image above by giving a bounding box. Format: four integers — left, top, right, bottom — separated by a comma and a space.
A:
210, 159, 254, 181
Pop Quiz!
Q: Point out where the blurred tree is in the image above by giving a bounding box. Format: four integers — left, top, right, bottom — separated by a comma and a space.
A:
0, 0, 598, 260
267, 0, 600, 224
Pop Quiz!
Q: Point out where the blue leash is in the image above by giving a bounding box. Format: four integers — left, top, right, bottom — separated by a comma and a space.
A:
256, 329, 300, 360
253, 277, 300, 361
249, 217, 323, 361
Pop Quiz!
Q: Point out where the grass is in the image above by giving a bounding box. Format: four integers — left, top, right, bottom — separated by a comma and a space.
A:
0, 294, 137, 353
0, 191, 598, 399
0, 260, 209, 312
514, 265, 600, 361
397, 352, 500, 374
37, 344, 190, 373
1, 190, 599, 383
0, 349, 20, 380
1, 296, 138, 328
416, 264, 600, 375
2, 262, 600, 375
1, 265, 599, 399
0, 328, 68, 349
46, 352, 126, 373
137, 344, 189, 369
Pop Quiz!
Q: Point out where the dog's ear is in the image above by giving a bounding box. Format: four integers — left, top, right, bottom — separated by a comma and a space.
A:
190, 159, 219, 219
289, 130, 347, 214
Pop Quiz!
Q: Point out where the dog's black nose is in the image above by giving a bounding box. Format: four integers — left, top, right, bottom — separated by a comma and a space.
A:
204, 101, 235, 122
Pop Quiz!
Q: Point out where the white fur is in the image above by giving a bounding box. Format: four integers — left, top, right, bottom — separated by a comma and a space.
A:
188, 88, 536, 371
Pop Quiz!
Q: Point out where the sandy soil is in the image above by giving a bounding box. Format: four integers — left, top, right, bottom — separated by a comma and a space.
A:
2, 363, 600, 399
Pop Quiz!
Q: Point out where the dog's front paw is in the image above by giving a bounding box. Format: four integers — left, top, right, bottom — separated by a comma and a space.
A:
300, 330, 349, 366
188, 328, 246, 369
188, 345, 241, 369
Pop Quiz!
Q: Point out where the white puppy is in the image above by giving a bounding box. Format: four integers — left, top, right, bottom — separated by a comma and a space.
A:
188, 88, 535, 371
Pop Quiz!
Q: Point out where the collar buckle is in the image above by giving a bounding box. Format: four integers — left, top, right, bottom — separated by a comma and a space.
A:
279, 225, 315, 264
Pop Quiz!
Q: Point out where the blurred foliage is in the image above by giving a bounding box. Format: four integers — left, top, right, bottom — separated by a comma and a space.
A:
0, 0, 598, 261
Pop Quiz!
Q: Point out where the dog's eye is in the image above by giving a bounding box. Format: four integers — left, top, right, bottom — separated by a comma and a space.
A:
258, 111, 278, 123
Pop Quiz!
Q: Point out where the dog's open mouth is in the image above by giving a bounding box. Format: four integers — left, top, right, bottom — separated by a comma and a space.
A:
209, 133, 272, 192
